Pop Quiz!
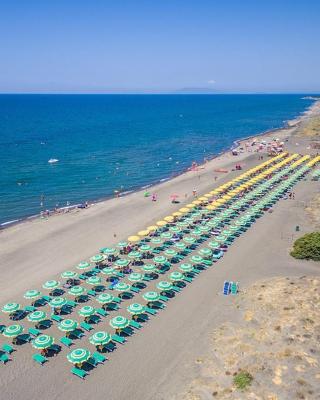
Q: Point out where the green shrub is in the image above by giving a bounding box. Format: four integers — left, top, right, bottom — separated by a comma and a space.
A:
233, 371, 253, 390
290, 232, 320, 261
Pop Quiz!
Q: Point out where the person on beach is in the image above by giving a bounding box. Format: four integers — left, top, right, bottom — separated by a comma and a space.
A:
192, 189, 197, 197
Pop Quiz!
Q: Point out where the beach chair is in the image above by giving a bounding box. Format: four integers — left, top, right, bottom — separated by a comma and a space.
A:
230, 282, 239, 295
159, 295, 169, 302
92, 352, 106, 364
66, 300, 77, 307
87, 290, 97, 297
145, 307, 157, 316
60, 337, 73, 347
32, 353, 47, 365
71, 330, 85, 339
223, 281, 231, 295
42, 295, 52, 302
129, 320, 141, 329
96, 308, 108, 317
111, 334, 126, 344
0, 353, 10, 364
78, 274, 87, 280
130, 286, 140, 293
29, 327, 41, 337
87, 357, 98, 368
71, 367, 87, 379
0, 325, 5, 334
2, 344, 14, 354
80, 322, 93, 332
183, 276, 193, 283
51, 314, 63, 323
113, 297, 122, 303
172, 285, 181, 292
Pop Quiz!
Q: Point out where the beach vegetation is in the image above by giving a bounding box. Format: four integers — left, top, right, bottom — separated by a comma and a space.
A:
233, 371, 253, 390
290, 232, 320, 261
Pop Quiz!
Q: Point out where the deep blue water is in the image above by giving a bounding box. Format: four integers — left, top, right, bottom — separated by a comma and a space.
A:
0, 94, 315, 225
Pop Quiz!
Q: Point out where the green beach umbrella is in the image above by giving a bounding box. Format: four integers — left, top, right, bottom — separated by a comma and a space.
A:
177, 221, 189, 227
164, 249, 177, 258
78, 305, 95, 317
89, 331, 111, 346
128, 272, 143, 282
183, 236, 196, 244
115, 259, 130, 267
215, 235, 226, 242
3, 324, 23, 338
140, 244, 152, 252
174, 242, 186, 250
169, 226, 181, 233
58, 319, 78, 332
154, 256, 167, 264
109, 315, 130, 330
2, 302, 21, 314
101, 267, 116, 275
198, 225, 210, 233
49, 297, 67, 308
142, 264, 157, 273
179, 263, 194, 273
208, 241, 220, 249
128, 251, 142, 259
24, 290, 41, 300
96, 293, 114, 304
32, 334, 54, 349
143, 291, 160, 302
157, 281, 173, 291
27, 310, 47, 322
67, 348, 91, 364
191, 229, 202, 237
127, 303, 146, 315
117, 241, 128, 248
42, 280, 60, 290
161, 232, 173, 239
150, 237, 162, 244
77, 261, 91, 270
114, 282, 130, 292
61, 271, 78, 279
90, 254, 105, 263
87, 276, 102, 286
101, 247, 117, 255
68, 286, 86, 297
191, 255, 203, 264
169, 271, 184, 282
199, 248, 212, 257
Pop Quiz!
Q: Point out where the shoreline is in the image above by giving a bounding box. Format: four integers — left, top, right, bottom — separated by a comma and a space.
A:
1, 99, 318, 230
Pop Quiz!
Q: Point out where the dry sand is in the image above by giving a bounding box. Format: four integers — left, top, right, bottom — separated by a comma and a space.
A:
0, 100, 320, 400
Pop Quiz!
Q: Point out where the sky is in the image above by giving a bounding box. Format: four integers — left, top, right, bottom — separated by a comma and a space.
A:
0, 0, 320, 93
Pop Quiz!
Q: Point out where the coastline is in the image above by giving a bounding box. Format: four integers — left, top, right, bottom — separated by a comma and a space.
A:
1, 98, 318, 230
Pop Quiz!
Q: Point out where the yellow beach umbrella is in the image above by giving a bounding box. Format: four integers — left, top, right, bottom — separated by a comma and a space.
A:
206, 205, 216, 210
147, 225, 158, 232
179, 207, 190, 213
185, 203, 195, 208
198, 196, 207, 201
204, 194, 212, 198
138, 229, 150, 237
164, 216, 174, 222
172, 211, 182, 217
128, 235, 140, 242
156, 220, 167, 227
192, 200, 201, 205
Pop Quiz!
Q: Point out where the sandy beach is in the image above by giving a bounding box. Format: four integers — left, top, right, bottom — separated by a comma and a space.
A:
0, 100, 320, 400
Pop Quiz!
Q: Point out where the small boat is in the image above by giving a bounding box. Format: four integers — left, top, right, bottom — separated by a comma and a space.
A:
48, 158, 59, 164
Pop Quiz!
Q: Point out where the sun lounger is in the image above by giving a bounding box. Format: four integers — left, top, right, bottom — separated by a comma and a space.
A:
78, 274, 87, 280
159, 295, 169, 302
96, 308, 108, 317
145, 307, 157, 315
60, 337, 73, 347
92, 352, 106, 364
87, 357, 98, 368
87, 290, 97, 297
183, 276, 193, 283
2, 344, 14, 354
37, 320, 51, 329
71, 330, 85, 339
0, 325, 5, 333
113, 297, 121, 303
0, 353, 10, 364
223, 281, 231, 295
66, 300, 77, 307
129, 320, 141, 329
130, 287, 140, 293
230, 282, 238, 295
111, 334, 126, 344
51, 314, 63, 322
91, 268, 100, 274
172, 285, 181, 292
80, 322, 93, 332
143, 275, 152, 282
32, 353, 47, 365
71, 367, 87, 379
24, 305, 36, 313
41, 295, 51, 302
29, 327, 41, 337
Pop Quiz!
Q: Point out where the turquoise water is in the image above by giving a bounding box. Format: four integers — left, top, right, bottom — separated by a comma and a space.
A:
0, 94, 315, 225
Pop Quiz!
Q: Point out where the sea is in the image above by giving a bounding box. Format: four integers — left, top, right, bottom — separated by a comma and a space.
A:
0, 94, 316, 226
